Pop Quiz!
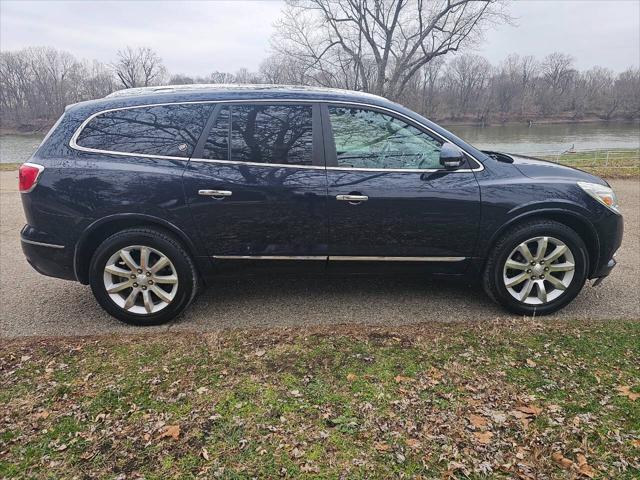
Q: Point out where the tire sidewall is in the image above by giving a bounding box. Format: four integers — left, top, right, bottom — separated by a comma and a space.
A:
89, 230, 195, 325
491, 224, 588, 315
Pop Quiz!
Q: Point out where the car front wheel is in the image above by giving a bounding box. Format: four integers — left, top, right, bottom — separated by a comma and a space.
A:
89, 227, 198, 325
483, 220, 589, 316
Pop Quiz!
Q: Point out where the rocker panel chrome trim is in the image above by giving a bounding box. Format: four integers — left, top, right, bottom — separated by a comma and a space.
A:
329, 256, 466, 262
213, 255, 326, 260
212, 255, 466, 262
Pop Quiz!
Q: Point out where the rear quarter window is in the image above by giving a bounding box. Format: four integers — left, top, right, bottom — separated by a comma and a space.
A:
74, 103, 213, 158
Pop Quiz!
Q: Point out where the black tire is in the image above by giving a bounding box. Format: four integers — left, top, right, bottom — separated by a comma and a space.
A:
483, 219, 589, 316
89, 227, 198, 326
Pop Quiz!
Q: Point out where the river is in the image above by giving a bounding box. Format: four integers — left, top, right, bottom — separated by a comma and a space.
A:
1, 122, 638, 164
447, 122, 640, 155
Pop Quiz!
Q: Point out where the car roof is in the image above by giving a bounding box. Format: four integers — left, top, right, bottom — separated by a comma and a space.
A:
68, 84, 400, 113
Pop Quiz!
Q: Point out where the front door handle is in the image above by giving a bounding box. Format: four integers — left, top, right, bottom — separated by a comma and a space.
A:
198, 189, 232, 199
336, 194, 369, 204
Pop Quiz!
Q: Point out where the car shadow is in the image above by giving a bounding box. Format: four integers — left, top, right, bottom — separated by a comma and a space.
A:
177, 274, 505, 330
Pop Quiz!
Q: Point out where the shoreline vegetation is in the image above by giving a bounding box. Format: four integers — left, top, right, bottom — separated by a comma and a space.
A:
2, 117, 640, 137
3, 148, 638, 178
1, 320, 638, 478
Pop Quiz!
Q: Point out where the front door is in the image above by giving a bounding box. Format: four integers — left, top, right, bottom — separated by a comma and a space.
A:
183, 102, 328, 271
322, 104, 481, 273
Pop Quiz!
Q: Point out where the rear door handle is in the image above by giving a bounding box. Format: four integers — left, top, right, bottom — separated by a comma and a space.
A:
336, 194, 368, 203
198, 189, 232, 199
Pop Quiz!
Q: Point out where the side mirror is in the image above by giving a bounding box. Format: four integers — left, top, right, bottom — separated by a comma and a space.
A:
439, 142, 464, 169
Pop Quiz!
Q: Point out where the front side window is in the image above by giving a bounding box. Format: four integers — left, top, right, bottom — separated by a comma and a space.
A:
76, 103, 214, 158
328, 106, 443, 170
228, 104, 313, 165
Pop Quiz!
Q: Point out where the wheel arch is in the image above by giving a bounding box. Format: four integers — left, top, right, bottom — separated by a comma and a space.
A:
74, 214, 202, 284
483, 209, 600, 277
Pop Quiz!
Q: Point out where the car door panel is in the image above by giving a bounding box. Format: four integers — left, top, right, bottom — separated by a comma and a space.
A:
322, 104, 481, 273
182, 102, 328, 273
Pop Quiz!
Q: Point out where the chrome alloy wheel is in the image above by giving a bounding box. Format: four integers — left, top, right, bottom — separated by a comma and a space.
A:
502, 236, 576, 305
103, 245, 178, 314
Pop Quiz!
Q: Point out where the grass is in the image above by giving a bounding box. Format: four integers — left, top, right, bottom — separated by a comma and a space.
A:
539, 148, 640, 178
1, 320, 638, 479
0, 163, 20, 171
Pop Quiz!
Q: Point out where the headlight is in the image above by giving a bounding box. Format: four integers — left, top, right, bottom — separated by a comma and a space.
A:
577, 181, 619, 212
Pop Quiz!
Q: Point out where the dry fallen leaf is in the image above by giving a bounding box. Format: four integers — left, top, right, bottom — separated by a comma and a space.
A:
406, 438, 421, 450
516, 404, 543, 416
159, 424, 180, 440
394, 375, 413, 383
576, 453, 596, 478
346, 373, 357, 382
374, 442, 391, 452
468, 414, 488, 428
551, 451, 573, 470
632, 439, 640, 448
34, 411, 50, 420
616, 385, 640, 401
473, 431, 493, 444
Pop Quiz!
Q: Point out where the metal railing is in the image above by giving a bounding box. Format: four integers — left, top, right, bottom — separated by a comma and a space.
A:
519, 148, 640, 170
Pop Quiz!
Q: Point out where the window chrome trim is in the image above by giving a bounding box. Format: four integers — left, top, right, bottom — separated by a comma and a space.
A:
21, 238, 65, 249
69, 98, 484, 172
212, 255, 466, 262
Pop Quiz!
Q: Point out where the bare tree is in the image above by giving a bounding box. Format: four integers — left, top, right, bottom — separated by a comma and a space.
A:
444, 54, 492, 116
113, 46, 167, 88
273, 0, 508, 98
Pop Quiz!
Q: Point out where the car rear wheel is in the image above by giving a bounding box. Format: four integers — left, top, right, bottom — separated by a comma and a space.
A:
89, 227, 198, 325
483, 220, 588, 315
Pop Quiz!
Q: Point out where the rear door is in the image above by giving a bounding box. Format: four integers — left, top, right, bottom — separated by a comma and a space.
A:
183, 102, 328, 271
322, 104, 481, 273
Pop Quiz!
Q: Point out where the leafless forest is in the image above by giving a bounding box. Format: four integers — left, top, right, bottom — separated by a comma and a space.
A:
1, 0, 638, 132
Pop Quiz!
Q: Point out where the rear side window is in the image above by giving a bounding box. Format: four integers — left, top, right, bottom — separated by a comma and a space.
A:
75, 103, 214, 158
200, 104, 313, 165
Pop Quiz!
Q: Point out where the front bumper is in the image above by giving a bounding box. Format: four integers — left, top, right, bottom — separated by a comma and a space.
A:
589, 210, 623, 280
591, 258, 616, 286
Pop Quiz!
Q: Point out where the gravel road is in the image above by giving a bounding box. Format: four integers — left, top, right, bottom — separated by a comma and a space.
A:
1, 171, 638, 338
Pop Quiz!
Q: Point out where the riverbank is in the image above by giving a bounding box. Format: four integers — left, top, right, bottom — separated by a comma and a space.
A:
3, 117, 639, 136
440, 117, 640, 128
2, 149, 637, 178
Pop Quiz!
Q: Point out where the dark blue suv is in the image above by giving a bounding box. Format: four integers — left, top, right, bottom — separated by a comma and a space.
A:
19, 85, 623, 325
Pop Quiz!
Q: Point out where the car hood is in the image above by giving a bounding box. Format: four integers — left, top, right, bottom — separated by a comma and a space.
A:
497, 152, 608, 185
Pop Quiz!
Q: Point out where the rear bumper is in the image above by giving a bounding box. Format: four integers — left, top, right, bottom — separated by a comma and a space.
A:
20, 225, 76, 281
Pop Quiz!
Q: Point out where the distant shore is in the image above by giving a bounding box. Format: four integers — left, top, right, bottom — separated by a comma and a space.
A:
2, 116, 639, 137
440, 117, 640, 128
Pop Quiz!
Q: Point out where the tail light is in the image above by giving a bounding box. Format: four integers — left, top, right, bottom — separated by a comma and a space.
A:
19, 163, 45, 193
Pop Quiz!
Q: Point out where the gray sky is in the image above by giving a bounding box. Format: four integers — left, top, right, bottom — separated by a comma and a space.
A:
1, 0, 638, 74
